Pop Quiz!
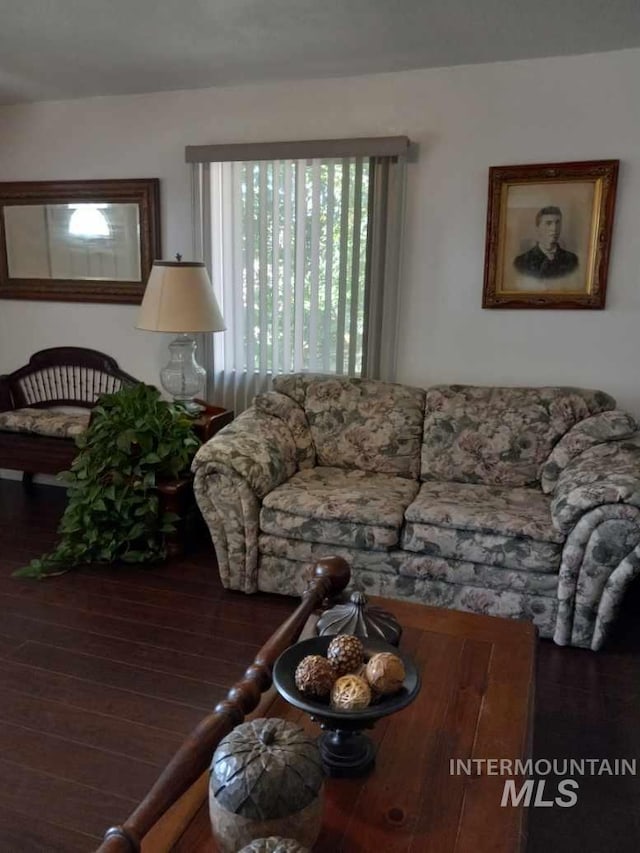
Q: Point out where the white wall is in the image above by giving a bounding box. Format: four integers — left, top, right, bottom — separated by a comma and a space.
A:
1, 48, 639, 413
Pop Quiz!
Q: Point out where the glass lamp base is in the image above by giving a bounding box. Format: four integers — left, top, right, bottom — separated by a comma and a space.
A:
160, 334, 206, 407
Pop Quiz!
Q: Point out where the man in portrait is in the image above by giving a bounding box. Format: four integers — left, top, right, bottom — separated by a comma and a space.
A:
513, 206, 579, 279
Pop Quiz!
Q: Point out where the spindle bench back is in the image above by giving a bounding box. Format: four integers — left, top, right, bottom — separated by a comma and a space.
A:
4, 347, 137, 409
0, 347, 138, 480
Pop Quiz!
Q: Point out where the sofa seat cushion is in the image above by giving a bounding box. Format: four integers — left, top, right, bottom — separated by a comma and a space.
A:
273, 374, 426, 479
402, 481, 564, 573
261, 466, 419, 551
0, 407, 90, 439
421, 385, 615, 487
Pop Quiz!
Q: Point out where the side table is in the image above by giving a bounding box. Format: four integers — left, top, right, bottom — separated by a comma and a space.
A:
157, 403, 233, 557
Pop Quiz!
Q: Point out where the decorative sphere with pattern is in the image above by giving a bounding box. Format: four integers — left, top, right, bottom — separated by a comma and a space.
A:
365, 652, 406, 695
326, 634, 365, 676
330, 674, 372, 711
294, 654, 336, 698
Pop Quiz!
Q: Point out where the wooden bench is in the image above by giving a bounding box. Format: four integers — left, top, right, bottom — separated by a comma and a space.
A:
0, 346, 138, 484
0, 346, 234, 555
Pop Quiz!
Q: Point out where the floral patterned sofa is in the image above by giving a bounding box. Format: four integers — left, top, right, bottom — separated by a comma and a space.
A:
192, 374, 640, 650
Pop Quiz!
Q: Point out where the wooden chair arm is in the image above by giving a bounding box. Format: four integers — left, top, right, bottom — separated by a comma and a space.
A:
0, 375, 13, 413
95, 557, 350, 853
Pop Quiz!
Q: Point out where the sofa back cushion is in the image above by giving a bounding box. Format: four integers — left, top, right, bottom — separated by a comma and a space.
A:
254, 391, 316, 470
272, 374, 426, 479
421, 385, 615, 487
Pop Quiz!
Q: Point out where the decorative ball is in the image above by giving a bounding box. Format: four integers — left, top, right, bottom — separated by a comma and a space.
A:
238, 838, 311, 853
294, 654, 335, 698
330, 674, 372, 711
326, 634, 365, 676
365, 652, 406, 695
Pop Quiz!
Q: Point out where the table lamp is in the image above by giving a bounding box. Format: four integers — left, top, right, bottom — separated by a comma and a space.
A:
136, 256, 225, 411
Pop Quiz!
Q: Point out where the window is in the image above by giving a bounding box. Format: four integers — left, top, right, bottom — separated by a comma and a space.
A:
189, 137, 408, 411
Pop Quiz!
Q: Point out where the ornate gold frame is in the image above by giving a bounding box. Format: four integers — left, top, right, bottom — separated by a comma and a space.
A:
482, 160, 619, 309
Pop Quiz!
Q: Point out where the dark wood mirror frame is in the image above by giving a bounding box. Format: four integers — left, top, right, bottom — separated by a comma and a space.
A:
0, 178, 161, 304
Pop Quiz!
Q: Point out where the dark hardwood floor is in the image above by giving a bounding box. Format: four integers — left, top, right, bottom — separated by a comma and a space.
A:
530, 577, 640, 852
0, 480, 295, 852
0, 479, 639, 852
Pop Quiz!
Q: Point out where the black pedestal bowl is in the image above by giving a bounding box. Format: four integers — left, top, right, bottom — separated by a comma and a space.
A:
272, 635, 420, 778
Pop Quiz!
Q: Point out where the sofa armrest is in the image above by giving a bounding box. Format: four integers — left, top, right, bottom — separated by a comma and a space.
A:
192, 407, 300, 499
550, 439, 640, 535
191, 407, 301, 591
550, 439, 640, 649
553, 504, 640, 650
539, 409, 638, 494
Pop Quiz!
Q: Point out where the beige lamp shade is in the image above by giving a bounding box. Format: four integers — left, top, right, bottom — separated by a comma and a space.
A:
136, 260, 226, 333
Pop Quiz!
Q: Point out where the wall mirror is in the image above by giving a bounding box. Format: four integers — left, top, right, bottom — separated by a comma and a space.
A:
0, 178, 160, 304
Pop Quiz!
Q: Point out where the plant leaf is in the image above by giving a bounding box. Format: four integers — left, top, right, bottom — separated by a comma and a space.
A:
14, 382, 202, 580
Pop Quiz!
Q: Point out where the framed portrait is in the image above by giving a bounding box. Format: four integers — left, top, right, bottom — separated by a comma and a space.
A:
482, 160, 619, 309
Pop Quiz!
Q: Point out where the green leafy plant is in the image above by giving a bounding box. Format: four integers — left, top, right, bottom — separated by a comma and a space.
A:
14, 383, 201, 579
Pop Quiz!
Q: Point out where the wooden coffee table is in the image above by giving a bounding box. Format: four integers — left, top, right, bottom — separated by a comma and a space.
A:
172, 598, 536, 853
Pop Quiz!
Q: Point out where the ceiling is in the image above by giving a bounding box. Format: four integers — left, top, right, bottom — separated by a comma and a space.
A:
1, 0, 639, 105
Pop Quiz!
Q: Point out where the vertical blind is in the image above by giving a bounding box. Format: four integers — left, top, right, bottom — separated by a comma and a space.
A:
189, 137, 409, 413
204, 157, 370, 411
